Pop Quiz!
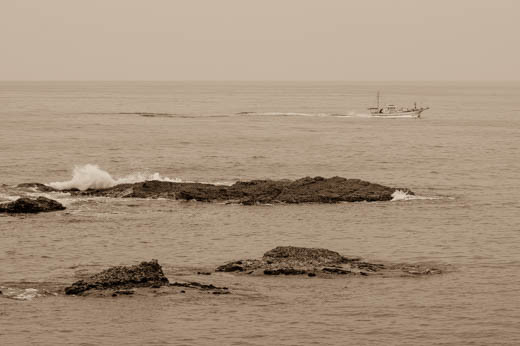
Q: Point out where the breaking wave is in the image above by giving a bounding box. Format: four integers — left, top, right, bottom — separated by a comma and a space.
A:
0, 287, 41, 301
49, 164, 182, 191
391, 190, 440, 201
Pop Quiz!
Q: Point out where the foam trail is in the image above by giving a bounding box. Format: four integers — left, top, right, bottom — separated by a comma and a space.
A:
49, 164, 182, 191
238, 111, 352, 117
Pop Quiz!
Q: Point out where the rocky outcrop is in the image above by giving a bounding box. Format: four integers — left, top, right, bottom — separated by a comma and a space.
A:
64, 260, 169, 295
216, 246, 441, 277
0, 197, 65, 214
17, 183, 58, 192
55, 176, 410, 204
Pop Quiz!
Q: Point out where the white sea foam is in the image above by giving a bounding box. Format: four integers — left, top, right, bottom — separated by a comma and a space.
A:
391, 190, 439, 201
49, 164, 182, 191
0, 193, 20, 202
1, 287, 41, 301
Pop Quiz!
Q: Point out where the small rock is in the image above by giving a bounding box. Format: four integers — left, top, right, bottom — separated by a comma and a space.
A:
322, 267, 351, 274
64, 259, 169, 295
264, 268, 307, 275
215, 263, 244, 272
0, 197, 65, 214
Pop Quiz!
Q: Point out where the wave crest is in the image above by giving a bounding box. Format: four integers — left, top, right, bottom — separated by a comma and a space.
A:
49, 164, 181, 191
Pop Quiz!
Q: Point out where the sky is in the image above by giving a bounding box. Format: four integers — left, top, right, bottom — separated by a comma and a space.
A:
0, 0, 518, 81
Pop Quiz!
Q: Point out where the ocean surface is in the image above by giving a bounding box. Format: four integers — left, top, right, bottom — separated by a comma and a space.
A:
1, 81, 519, 345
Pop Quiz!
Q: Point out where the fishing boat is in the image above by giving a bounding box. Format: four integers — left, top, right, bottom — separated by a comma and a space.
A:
368, 92, 429, 118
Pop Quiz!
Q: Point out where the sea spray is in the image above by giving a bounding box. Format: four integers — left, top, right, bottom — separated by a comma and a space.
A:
49, 164, 181, 191
391, 190, 440, 201
1, 287, 41, 301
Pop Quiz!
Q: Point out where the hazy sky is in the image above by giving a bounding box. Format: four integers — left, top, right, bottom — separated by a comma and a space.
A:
1, 0, 518, 80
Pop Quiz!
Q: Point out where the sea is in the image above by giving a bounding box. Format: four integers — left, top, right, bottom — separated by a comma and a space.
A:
1, 81, 519, 345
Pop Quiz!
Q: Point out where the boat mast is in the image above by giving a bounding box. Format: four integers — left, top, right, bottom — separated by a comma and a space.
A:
377, 91, 380, 109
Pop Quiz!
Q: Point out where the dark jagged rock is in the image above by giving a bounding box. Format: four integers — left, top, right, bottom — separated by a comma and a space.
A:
263, 246, 345, 265
16, 183, 58, 192
0, 197, 65, 214
112, 290, 134, 296
217, 262, 245, 272
264, 268, 307, 275
216, 246, 442, 278
56, 176, 410, 204
64, 260, 169, 295
170, 281, 228, 291
322, 267, 351, 274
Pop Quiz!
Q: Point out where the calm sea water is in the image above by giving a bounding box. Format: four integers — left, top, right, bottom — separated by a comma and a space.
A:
1, 81, 519, 345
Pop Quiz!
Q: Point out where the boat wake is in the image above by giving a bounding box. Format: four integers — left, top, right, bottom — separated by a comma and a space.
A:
237, 111, 354, 117
371, 114, 418, 119
83, 110, 414, 119
237, 111, 412, 119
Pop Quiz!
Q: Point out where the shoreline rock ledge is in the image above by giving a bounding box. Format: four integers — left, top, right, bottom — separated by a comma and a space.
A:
56, 176, 412, 204
0, 197, 65, 214
216, 246, 442, 277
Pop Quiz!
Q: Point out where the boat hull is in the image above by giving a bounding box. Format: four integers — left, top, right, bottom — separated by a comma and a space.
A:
370, 108, 428, 118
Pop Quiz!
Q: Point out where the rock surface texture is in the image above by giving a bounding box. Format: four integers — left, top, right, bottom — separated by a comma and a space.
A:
0, 197, 65, 214
216, 246, 442, 277
50, 176, 411, 204
65, 260, 169, 295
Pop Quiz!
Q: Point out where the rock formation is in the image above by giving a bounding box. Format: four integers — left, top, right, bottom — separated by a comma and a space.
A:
17, 183, 58, 192
64, 260, 231, 297
216, 246, 442, 277
0, 197, 65, 214
64, 260, 169, 295
50, 176, 411, 204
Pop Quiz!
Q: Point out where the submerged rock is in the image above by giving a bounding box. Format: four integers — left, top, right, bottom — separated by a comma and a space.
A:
170, 281, 229, 294
64, 260, 169, 295
0, 197, 65, 214
216, 246, 441, 278
56, 176, 410, 204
